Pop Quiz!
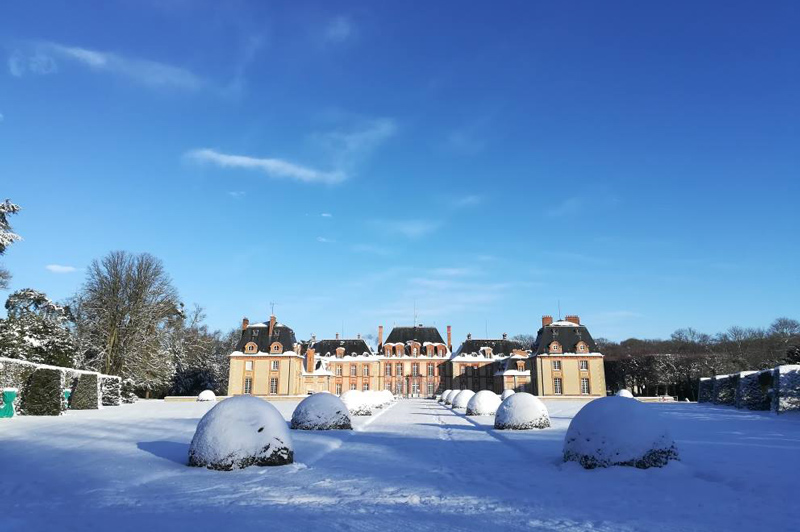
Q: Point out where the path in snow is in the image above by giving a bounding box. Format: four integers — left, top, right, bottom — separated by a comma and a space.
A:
1, 399, 798, 532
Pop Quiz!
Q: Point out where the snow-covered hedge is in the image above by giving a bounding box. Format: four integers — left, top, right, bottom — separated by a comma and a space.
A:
100, 376, 122, 406
494, 392, 550, 430
466, 390, 501, 416
121, 378, 138, 403
197, 390, 217, 402
500, 389, 515, 401
443, 390, 457, 405
616, 389, 634, 399
452, 389, 475, 409
772, 365, 800, 414
189, 396, 294, 470
0, 358, 37, 415
712, 374, 736, 405
70, 373, 99, 410
563, 396, 679, 469
340, 390, 372, 416
291, 393, 352, 430
439, 389, 452, 403
19, 368, 65, 416
697, 378, 713, 403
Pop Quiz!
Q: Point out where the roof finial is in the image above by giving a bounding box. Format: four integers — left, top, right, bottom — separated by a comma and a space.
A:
270, 301, 277, 316
558, 299, 561, 321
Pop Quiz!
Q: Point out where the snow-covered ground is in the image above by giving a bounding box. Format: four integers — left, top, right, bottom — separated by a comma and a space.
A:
1, 399, 798, 531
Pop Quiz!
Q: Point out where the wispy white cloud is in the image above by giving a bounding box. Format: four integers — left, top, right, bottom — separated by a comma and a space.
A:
313, 118, 396, 172
317, 236, 336, 244
227, 191, 245, 198
186, 148, 346, 184
430, 267, 476, 277
324, 16, 355, 43
453, 195, 482, 208
545, 197, 585, 217
8, 50, 57, 77
46, 264, 78, 273
321, 213, 333, 218
373, 219, 441, 239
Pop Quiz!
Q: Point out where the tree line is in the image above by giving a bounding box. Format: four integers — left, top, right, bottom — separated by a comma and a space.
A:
0, 200, 237, 398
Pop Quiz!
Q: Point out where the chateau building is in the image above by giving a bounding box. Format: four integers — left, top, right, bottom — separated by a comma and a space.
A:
227, 314, 606, 399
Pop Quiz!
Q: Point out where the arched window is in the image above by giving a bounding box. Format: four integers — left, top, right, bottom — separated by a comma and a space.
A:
336, 347, 345, 358
270, 342, 283, 353
244, 342, 258, 354
549, 341, 562, 354
576, 341, 588, 353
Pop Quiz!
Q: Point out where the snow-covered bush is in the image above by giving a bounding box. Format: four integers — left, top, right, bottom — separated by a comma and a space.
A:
563, 396, 679, 469
19, 368, 65, 416
291, 393, 352, 430
452, 389, 475, 409
466, 390, 501, 416
188, 396, 293, 470
712, 375, 735, 405
100, 376, 122, 406
340, 389, 372, 416
616, 389, 634, 399
697, 378, 713, 403
197, 390, 216, 402
121, 378, 138, 403
70, 373, 99, 410
443, 390, 457, 405
772, 365, 800, 414
494, 392, 550, 430
500, 389, 515, 401
0, 357, 36, 414
735, 371, 770, 410
439, 389, 452, 403
370, 389, 394, 408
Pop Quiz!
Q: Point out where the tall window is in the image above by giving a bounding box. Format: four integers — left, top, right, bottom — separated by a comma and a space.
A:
245, 360, 253, 371
350, 383, 357, 391
363, 383, 369, 391
271, 360, 279, 371
427, 363, 435, 376
412, 363, 419, 377
411, 382, 420, 395
553, 377, 563, 395
460, 366, 466, 375
579, 360, 588, 371
335, 365, 343, 376
581, 378, 590, 395
385, 364, 392, 376
269, 378, 278, 395
385, 382, 392, 391
396, 363, 404, 376
363, 365, 369, 377
552, 360, 561, 371
335, 383, 342, 395
516, 362, 525, 372
427, 383, 434, 396
350, 365, 357, 376
244, 377, 252, 394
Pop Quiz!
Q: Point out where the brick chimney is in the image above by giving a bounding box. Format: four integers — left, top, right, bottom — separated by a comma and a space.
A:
565, 315, 580, 325
447, 325, 452, 350
242, 317, 249, 331
542, 315, 553, 327
268, 315, 276, 338
306, 347, 315, 373
378, 325, 384, 346
335, 332, 340, 340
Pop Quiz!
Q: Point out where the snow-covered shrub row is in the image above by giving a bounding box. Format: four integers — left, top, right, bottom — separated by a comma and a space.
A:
364, 390, 394, 409
735, 371, 770, 410
616, 389, 634, 398
19, 368, 65, 416
197, 390, 216, 402
189, 396, 293, 470
291, 393, 352, 430
494, 392, 550, 430
438, 389, 451, 403
772, 365, 800, 414
340, 390, 372, 416
452, 389, 475, 409
70, 373, 100, 410
563, 396, 679, 469
121, 378, 138, 403
697, 378, 713, 403
712, 375, 736, 405
443, 390, 457, 405
0, 357, 37, 414
500, 389, 515, 401
466, 390, 501, 416
100, 376, 122, 406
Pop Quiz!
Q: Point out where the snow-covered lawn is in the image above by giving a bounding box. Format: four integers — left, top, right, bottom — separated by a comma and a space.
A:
1, 399, 798, 531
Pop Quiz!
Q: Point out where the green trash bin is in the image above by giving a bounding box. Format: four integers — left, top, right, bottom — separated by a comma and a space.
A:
1, 389, 18, 418
63, 389, 72, 409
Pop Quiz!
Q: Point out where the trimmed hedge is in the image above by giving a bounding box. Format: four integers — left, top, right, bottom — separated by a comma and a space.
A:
735, 371, 771, 410
698, 378, 714, 403
713, 375, 736, 405
101, 376, 122, 406
773, 365, 800, 414
19, 368, 65, 416
70, 373, 100, 410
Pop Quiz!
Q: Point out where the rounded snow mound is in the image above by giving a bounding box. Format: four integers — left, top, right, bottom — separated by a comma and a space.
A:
197, 390, 216, 402
616, 389, 634, 399
439, 389, 452, 403
188, 396, 293, 470
500, 389, 516, 400
340, 390, 373, 416
466, 390, 501, 416
291, 393, 352, 430
363, 390, 393, 409
494, 392, 550, 430
563, 396, 679, 469
452, 389, 475, 409
443, 390, 457, 405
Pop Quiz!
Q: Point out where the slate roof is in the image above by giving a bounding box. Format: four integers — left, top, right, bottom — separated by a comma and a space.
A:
532, 323, 599, 355
453, 339, 528, 358
236, 321, 298, 353
382, 326, 447, 356
312, 338, 374, 358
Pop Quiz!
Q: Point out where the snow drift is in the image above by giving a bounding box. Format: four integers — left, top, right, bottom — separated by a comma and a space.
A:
340, 390, 372, 416
188, 396, 293, 470
616, 389, 634, 399
291, 393, 352, 430
563, 396, 679, 469
452, 389, 475, 409
466, 390, 501, 416
494, 392, 550, 430
197, 390, 216, 402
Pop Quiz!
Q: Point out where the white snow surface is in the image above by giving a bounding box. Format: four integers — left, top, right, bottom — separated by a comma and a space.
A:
616, 389, 634, 399
500, 389, 516, 400
340, 389, 373, 416
452, 389, 475, 409
1, 398, 799, 531
187, 396, 293, 470
563, 396, 677, 469
196, 390, 216, 402
291, 393, 351, 430
494, 392, 551, 430
466, 390, 502, 416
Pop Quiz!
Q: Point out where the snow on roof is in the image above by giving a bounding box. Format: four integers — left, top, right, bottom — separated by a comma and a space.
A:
549, 320, 579, 327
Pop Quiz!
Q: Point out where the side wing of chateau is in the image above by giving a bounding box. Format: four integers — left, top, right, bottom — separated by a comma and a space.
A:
228, 314, 606, 398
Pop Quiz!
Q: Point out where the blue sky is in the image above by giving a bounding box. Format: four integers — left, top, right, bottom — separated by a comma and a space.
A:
1, 0, 798, 342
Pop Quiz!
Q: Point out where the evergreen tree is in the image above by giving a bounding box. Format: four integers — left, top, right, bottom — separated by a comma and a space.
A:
0, 199, 22, 290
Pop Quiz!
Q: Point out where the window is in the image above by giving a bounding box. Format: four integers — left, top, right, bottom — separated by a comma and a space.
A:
516, 362, 525, 372
335, 383, 342, 395
269, 377, 278, 395
363, 365, 369, 377
579, 360, 588, 371
385, 382, 392, 391
549, 341, 562, 354
245, 360, 253, 371
412, 363, 419, 377
335, 365, 342, 376
395, 382, 403, 396
396, 363, 404, 376
385, 364, 392, 376
363, 383, 369, 391
244, 377, 252, 394
244, 342, 258, 354
270, 342, 283, 353
427, 383, 434, 396
577, 342, 587, 353
552, 360, 561, 371
581, 378, 590, 395
350, 383, 357, 391
460, 366, 466, 375
271, 360, 279, 371
411, 382, 420, 395
427, 363, 435, 377
350, 365, 357, 376
553, 377, 563, 395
